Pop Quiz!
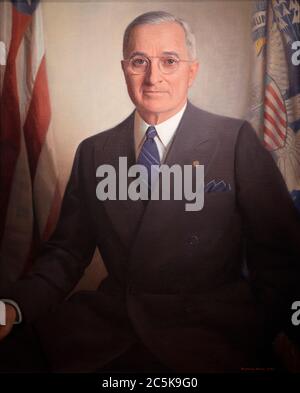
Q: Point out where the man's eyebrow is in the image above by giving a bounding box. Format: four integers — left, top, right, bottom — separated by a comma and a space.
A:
128, 51, 147, 58
128, 51, 180, 58
162, 51, 180, 58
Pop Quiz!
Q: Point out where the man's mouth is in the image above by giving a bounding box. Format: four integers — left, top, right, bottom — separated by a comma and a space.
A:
144, 91, 167, 94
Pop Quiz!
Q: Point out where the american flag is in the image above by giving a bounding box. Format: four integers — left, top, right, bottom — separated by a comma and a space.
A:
0, 0, 60, 288
250, 0, 300, 210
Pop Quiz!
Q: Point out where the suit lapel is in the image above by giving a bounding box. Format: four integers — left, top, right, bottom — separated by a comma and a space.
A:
144, 101, 218, 208
163, 101, 215, 170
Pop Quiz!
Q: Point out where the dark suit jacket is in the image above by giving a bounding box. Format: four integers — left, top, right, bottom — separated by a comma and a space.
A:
2, 102, 300, 372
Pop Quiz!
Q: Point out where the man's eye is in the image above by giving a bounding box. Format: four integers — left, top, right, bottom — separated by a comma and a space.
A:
163, 57, 178, 67
132, 57, 147, 66
165, 57, 178, 65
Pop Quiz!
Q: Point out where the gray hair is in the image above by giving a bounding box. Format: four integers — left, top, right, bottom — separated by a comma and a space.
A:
123, 11, 197, 60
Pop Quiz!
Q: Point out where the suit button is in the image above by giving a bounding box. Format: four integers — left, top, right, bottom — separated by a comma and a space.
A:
187, 234, 199, 246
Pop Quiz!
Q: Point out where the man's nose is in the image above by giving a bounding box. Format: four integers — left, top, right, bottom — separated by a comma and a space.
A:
144, 59, 163, 84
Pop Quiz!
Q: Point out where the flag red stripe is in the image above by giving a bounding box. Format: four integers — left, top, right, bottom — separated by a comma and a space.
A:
42, 182, 61, 241
266, 84, 286, 113
0, 8, 32, 243
263, 139, 275, 151
264, 96, 287, 128
264, 112, 286, 140
23, 56, 51, 180
7, 7, 31, 63
264, 125, 283, 148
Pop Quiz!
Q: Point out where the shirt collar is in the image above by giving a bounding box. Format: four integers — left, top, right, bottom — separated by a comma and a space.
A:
134, 102, 187, 153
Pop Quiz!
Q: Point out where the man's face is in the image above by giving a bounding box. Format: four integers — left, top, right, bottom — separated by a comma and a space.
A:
122, 22, 199, 124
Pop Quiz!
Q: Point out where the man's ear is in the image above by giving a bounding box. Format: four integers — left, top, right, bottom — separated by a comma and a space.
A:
188, 61, 199, 88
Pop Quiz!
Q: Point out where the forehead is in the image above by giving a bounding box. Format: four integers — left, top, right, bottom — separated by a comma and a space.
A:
127, 22, 188, 56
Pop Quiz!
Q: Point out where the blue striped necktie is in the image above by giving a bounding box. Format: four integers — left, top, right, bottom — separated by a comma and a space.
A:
137, 126, 160, 191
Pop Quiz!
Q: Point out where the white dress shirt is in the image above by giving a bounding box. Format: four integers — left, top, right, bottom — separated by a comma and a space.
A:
134, 102, 187, 162
0, 102, 187, 326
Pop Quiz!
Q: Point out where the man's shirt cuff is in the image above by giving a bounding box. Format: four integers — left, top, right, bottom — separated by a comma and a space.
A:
0, 299, 22, 325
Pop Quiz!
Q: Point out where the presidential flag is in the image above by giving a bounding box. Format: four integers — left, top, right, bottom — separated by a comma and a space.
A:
0, 0, 60, 288
249, 0, 300, 211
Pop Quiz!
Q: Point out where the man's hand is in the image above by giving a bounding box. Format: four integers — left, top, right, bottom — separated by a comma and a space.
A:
0, 304, 17, 341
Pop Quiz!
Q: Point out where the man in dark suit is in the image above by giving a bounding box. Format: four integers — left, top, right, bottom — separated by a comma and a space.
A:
0, 11, 300, 373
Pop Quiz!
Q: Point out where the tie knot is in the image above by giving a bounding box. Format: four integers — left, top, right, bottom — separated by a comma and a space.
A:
146, 126, 157, 140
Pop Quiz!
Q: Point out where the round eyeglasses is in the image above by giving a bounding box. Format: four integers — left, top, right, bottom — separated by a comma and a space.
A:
122, 55, 194, 75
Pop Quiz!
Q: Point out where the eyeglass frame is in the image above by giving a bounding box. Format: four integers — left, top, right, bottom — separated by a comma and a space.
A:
121, 54, 195, 75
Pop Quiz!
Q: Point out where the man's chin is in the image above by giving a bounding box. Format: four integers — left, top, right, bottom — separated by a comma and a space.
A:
139, 99, 173, 115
